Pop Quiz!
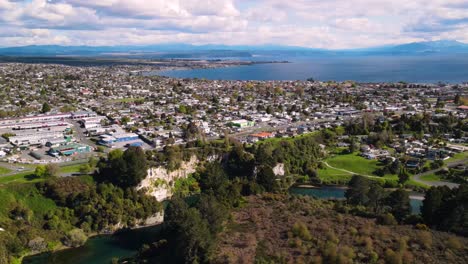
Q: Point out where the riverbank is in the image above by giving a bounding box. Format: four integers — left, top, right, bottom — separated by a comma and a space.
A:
23, 223, 164, 264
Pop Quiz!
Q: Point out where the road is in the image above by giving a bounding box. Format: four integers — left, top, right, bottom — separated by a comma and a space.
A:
411, 159, 467, 189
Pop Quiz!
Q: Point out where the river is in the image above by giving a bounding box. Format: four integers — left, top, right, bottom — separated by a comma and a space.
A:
289, 186, 424, 214
24, 186, 424, 263
23, 225, 162, 264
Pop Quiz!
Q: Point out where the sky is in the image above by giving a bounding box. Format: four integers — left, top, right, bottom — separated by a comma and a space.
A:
0, 0, 467, 49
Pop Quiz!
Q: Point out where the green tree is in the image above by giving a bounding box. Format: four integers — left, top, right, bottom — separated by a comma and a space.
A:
398, 168, 410, 184
345, 175, 371, 205
256, 165, 277, 192
41, 102, 51, 113
386, 189, 411, 222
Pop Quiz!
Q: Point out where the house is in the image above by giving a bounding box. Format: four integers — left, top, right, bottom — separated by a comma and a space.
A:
248, 132, 275, 142
230, 119, 255, 128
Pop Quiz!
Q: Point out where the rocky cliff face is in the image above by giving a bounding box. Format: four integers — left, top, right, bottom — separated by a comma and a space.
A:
137, 156, 199, 201
273, 163, 285, 176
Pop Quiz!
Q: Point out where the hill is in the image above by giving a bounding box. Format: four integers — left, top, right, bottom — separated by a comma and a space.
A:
215, 194, 468, 263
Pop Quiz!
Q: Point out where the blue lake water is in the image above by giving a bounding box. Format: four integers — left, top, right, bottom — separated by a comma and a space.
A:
289, 186, 423, 214
155, 55, 468, 83
23, 225, 162, 264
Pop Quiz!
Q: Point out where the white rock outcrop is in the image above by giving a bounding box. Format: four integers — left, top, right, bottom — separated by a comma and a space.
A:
137, 156, 199, 201
273, 163, 285, 176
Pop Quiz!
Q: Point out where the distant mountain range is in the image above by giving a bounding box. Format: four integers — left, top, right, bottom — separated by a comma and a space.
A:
0, 40, 467, 57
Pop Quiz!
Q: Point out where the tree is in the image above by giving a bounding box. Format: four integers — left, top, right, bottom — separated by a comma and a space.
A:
65, 229, 87, 247
165, 197, 215, 263
45, 164, 59, 177
41, 102, 51, 113
345, 175, 371, 205
98, 147, 148, 188
367, 182, 386, 214
421, 186, 446, 225
386, 189, 411, 222
398, 168, 410, 184
256, 165, 277, 192
119, 147, 148, 187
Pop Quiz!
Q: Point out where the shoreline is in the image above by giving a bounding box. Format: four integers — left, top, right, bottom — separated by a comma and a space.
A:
22, 221, 163, 262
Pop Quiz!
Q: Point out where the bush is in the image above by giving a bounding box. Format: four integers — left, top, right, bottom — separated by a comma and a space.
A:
64, 229, 87, 247
446, 237, 462, 251
384, 249, 402, 264
417, 231, 432, 249
292, 221, 312, 241
376, 213, 397, 225
415, 223, 429, 231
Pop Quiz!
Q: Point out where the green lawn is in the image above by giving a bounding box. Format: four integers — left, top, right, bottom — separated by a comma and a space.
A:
446, 151, 468, 163
317, 167, 353, 184
0, 172, 42, 185
0, 166, 12, 175
420, 173, 442, 182
326, 153, 381, 176
59, 164, 83, 174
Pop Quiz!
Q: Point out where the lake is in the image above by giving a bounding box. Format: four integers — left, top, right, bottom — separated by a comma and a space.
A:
23, 225, 162, 264
289, 186, 424, 214
154, 55, 468, 83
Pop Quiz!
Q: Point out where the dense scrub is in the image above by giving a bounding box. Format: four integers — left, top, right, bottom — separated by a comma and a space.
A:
0, 175, 162, 263
215, 194, 468, 264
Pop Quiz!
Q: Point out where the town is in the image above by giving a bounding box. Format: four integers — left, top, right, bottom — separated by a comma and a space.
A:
0, 63, 466, 171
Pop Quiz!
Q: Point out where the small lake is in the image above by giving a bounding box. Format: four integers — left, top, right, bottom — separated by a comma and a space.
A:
289, 186, 424, 214
23, 225, 162, 264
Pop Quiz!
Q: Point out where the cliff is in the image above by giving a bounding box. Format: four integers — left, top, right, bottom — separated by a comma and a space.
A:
137, 156, 199, 201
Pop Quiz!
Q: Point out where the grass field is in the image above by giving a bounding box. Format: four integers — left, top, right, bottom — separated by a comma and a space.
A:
446, 151, 468, 163
317, 167, 353, 184
59, 164, 83, 174
0, 172, 42, 185
326, 153, 381, 176
0, 164, 86, 185
0, 166, 12, 175
420, 173, 442, 182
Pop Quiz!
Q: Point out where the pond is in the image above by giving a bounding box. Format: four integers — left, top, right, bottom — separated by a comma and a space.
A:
23, 225, 162, 264
289, 186, 424, 214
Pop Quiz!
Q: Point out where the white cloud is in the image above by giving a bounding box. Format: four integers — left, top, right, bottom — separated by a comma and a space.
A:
0, 0, 466, 48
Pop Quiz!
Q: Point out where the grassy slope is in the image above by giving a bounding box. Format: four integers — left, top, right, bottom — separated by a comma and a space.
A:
216, 194, 468, 263
0, 164, 85, 185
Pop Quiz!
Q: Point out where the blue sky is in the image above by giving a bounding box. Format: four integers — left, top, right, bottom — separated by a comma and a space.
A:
0, 0, 467, 48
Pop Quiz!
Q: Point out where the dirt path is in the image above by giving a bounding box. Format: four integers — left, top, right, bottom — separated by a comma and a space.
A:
322, 161, 382, 179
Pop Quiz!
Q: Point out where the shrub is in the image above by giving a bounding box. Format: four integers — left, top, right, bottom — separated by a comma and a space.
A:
415, 223, 429, 231
446, 237, 462, 251
401, 251, 414, 264
339, 245, 355, 260
417, 231, 432, 249
64, 229, 87, 247
292, 221, 312, 241
384, 249, 402, 264
369, 251, 379, 263
377, 213, 397, 225
397, 236, 409, 252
